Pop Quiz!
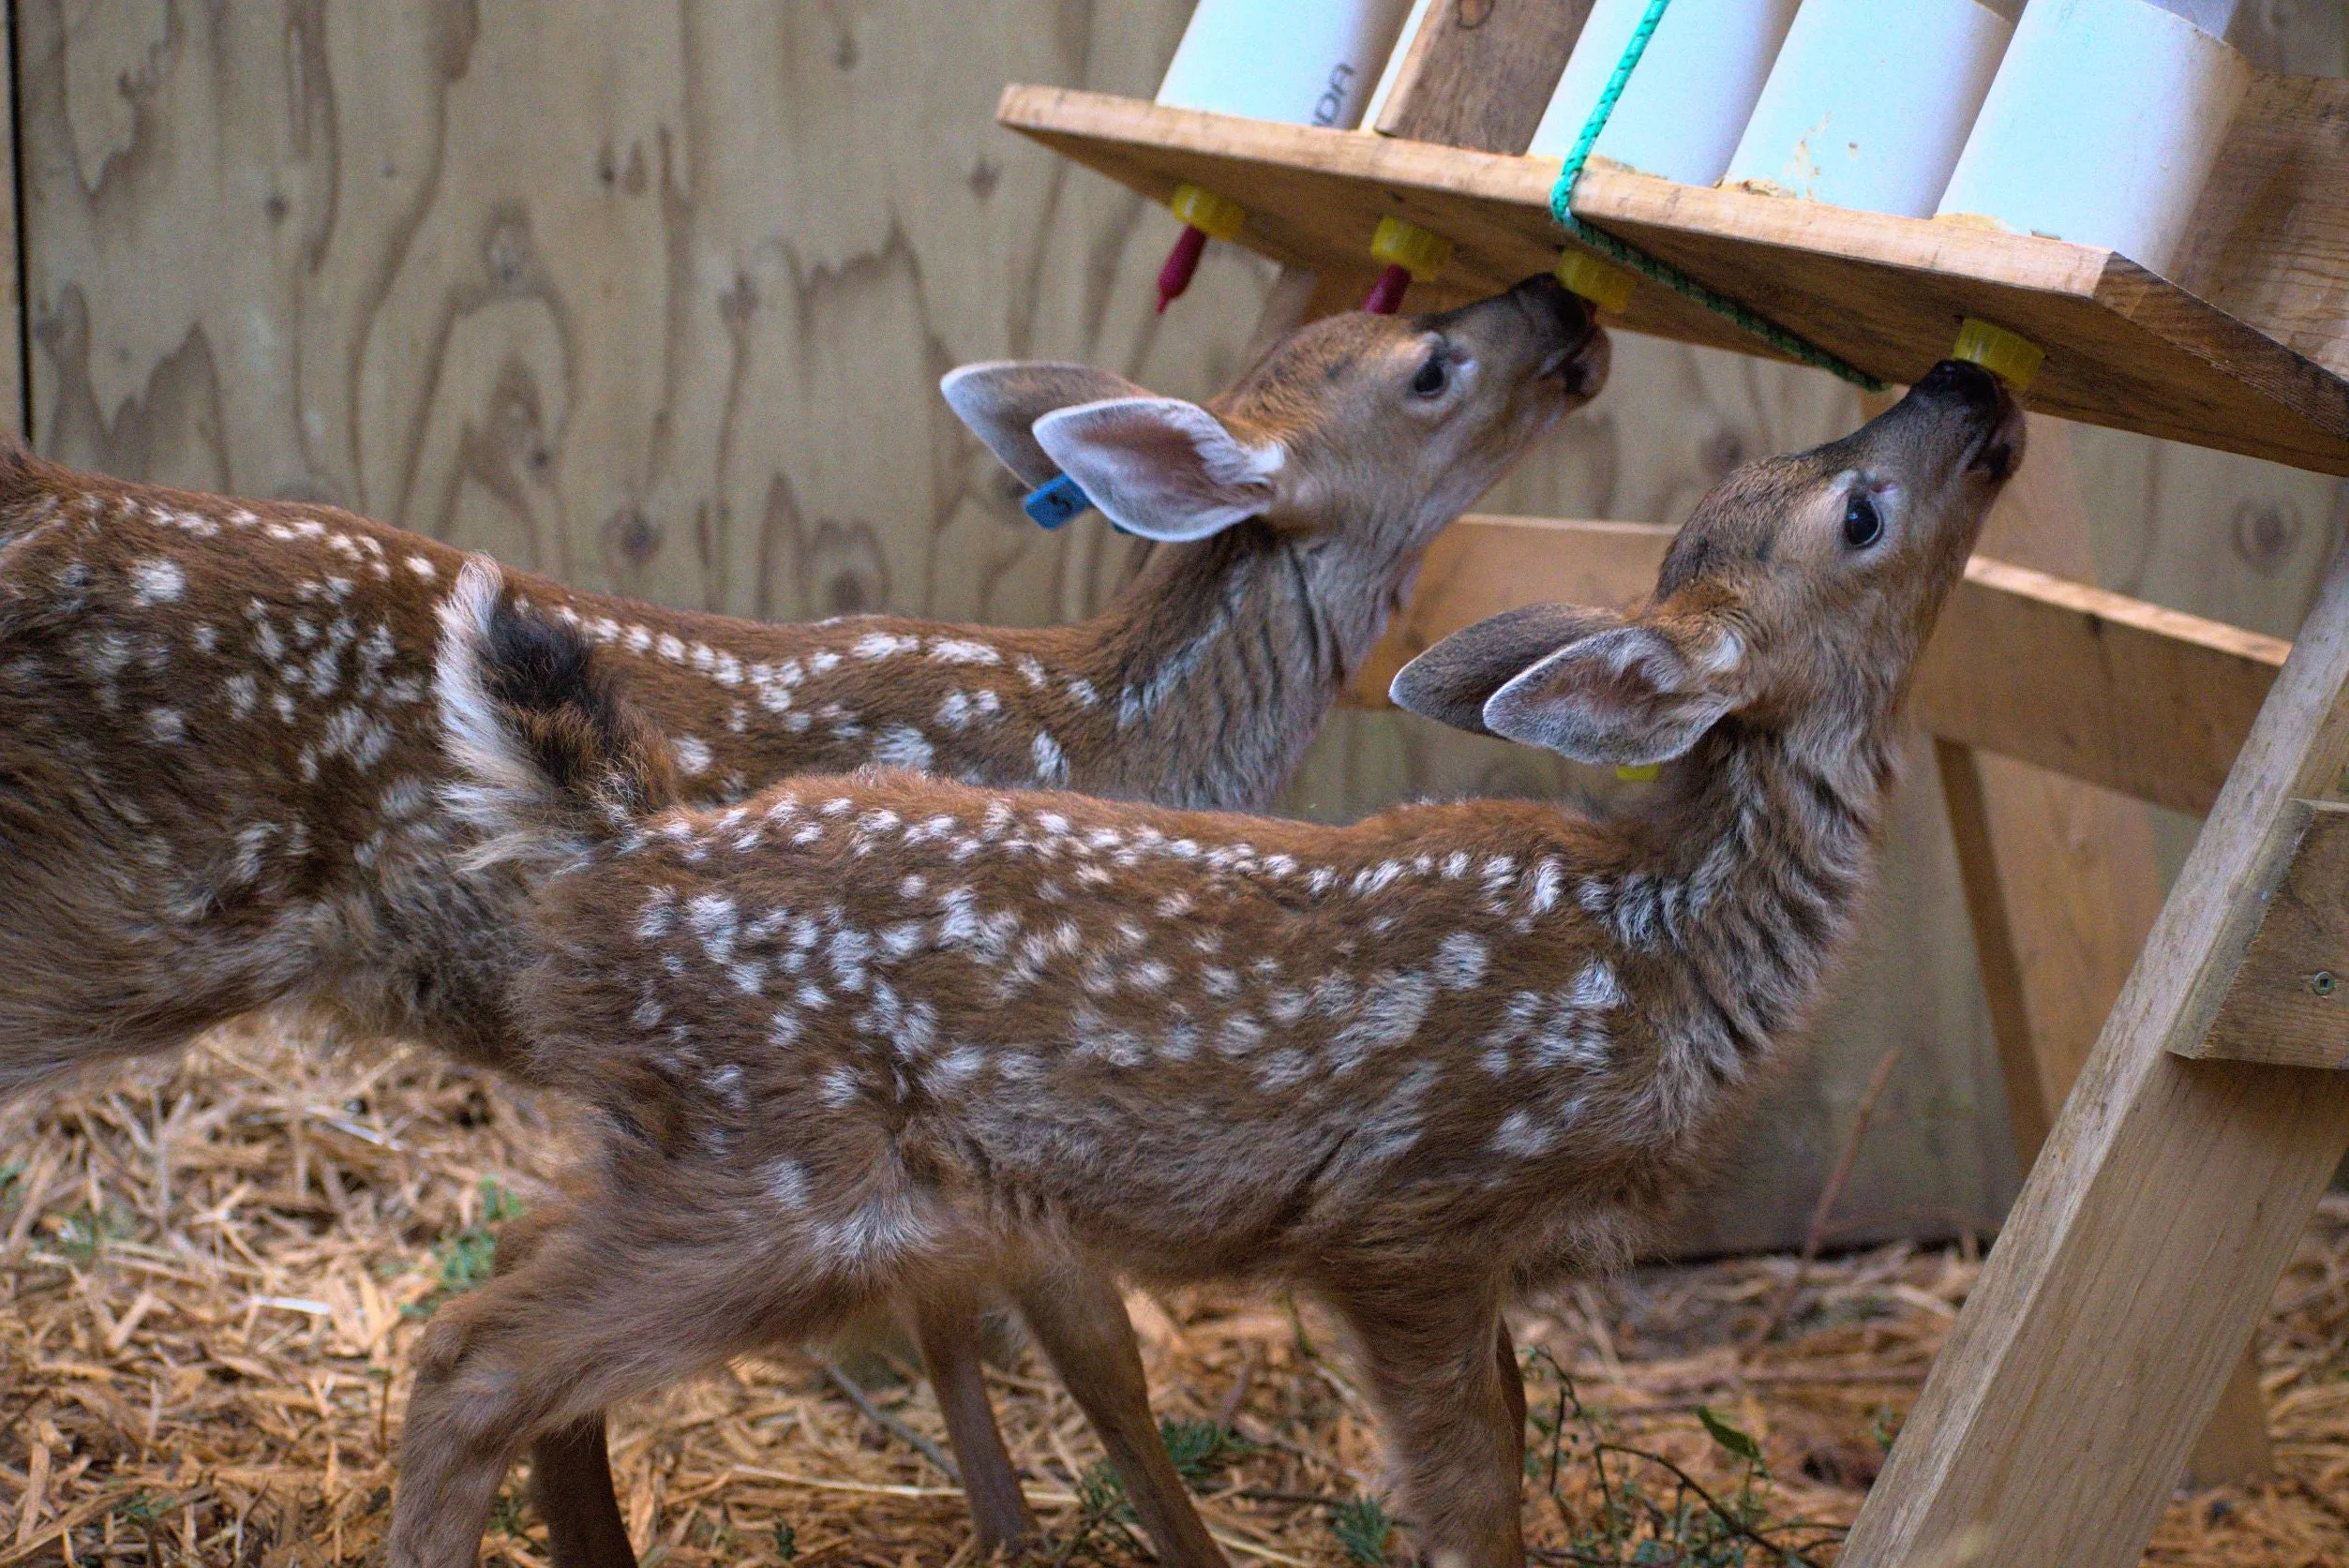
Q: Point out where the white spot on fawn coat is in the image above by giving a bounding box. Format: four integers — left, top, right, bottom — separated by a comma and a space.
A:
1031, 731, 1068, 785
871, 725, 934, 770
129, 558, 185, 605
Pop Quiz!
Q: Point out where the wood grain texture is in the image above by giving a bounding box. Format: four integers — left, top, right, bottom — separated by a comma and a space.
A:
1347, 515, 2287, 814
1838, 539, 2349, 1567
998, 84, 2349, 472
1932, 413, 2268, 1485
999, 84, 1858, 351
1913, 558, 2287, 816
2196, 801, 2349, 1069
1369, 0, 1591, 155
2175, 73, 2349, 382
18, 0, 1284, 634
0, 1, 19, 438
1934, 739, 2052, 1146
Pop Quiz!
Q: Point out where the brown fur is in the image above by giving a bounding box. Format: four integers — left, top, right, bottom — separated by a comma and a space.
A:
0, 278, 1603, 1567
391, 365, 2023, 1568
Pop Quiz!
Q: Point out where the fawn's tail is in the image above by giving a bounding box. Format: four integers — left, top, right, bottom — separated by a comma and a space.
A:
432, 559, 679, 865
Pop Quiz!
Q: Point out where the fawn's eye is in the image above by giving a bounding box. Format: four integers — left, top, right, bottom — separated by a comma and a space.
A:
1842, 490, 1884, 550
1411, 354, 1449, 398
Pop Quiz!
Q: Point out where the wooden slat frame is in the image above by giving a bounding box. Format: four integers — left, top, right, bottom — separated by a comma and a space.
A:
998, 84, 2349, 474
1838, 541, 2349, 1567
1350, 515, 2287, 815
1369, 0, 1589, 154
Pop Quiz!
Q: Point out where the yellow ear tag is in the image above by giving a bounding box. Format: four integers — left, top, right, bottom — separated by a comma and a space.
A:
1951, 316, 2044, 391
1614, 763, 1661, 782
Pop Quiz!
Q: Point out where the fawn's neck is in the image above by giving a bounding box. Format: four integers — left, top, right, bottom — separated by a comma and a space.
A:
1067, 518, 1405, 812
1612, 708, 1902, 1071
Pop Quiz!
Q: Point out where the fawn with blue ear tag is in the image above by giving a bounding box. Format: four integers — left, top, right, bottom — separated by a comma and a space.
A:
390, 362, 2019, 1568
0, 276, 1603, 1568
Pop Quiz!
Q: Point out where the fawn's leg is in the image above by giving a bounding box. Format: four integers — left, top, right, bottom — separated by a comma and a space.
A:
1496, 1319, 1526, 1478
472, 1193, 636, 1568
529, 1421, 635, 1568
1324, 1276, 1523, 1568
1012, 1260, 1229, 1568
908, 1287, 1038, 1552
391, 1209, 850, 1568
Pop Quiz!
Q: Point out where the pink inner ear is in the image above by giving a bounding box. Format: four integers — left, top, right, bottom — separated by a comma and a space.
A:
1481, 622, 1730, 765
1037, 398, 1276, 541
941, 364, 1151, 489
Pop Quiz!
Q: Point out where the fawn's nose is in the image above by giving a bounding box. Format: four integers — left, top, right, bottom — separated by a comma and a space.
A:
1510, 272, 1594, 343
1911, 358, 2002, 413
1510, 275, 1605, 396
1911, 358, 2025, 476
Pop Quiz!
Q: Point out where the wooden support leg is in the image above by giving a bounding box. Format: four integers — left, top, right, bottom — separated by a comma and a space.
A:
1933, 414, 2270, 1488
1838, 538, 2349, 1568
1937, 743, 2277, 1488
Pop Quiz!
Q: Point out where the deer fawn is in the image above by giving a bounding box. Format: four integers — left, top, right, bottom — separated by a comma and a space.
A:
394, 361, 2022, 1568
0, 276, 1603, 1566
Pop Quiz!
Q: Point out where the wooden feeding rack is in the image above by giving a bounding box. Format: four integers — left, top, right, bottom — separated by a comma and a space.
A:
999, 76, 2349, 473
1006, 8, 2349, 1565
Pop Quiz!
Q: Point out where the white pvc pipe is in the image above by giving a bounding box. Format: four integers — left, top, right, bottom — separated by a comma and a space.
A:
1156, 0, 1420, 130
1936, 0, 2252, 275
1526, 0, 1801, 184
1723, 0, 2013, 217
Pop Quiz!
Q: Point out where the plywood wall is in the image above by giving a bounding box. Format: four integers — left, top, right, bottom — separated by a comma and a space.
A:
17, 0, 2345, 1254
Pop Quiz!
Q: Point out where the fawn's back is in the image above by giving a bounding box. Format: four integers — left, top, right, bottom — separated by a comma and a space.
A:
0, 276, 1602, 1097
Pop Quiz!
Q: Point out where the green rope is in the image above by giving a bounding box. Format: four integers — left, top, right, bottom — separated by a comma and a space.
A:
1548, 0, 1886, 392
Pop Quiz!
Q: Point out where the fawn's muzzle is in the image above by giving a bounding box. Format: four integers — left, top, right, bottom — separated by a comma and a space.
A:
1910, 358, 2026, 480
1509, 275, 1606, 397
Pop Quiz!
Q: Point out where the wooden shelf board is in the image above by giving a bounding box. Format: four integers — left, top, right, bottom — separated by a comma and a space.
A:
1000, 85, 2349, 477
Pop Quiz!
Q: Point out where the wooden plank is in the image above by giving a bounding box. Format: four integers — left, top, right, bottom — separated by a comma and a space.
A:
1836, 543, 2349, 1568
1260, 1, 1573, 336
1590, 177, 2349, 472
0, 0, 20, 441
1934, 418, 2172, 1153
1935, 739, 2056, 1147
2194, 801, 2349, 1068
998, 84, 1871, 361
16, 1, 1279, 632
997, 85, 2349, 473
1348, 514, 2287, 814
1369, 0, 1591, 155
1929, 413, 2268, 1485
2174, 73, 2349, 382
1911, 559, 2287, 815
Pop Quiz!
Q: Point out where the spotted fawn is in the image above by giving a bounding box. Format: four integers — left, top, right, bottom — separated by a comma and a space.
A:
0, 276, 1603, 1567
391, 361, 2021, 1568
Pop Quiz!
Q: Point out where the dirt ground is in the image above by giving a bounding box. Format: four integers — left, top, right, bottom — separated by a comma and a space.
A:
3, 1020, 2346, 1567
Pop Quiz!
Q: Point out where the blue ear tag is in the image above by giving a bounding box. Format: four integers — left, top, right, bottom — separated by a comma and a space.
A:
1023, 473, 1094, 530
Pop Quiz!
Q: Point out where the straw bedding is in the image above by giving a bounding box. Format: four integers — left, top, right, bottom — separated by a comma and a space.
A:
2, 1018, 2344, 1566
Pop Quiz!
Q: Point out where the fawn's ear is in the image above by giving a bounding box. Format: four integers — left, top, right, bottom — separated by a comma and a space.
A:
1031, 396, 1283, 542
1390, 603, 1625, 737
1482, 615, 1744, 766
940, 363, 1150, 488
